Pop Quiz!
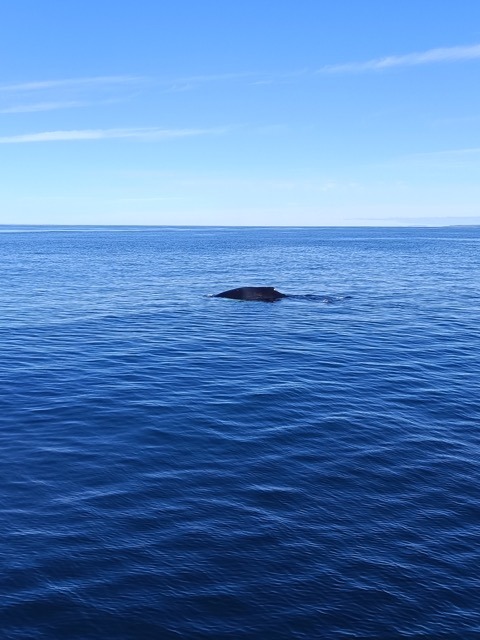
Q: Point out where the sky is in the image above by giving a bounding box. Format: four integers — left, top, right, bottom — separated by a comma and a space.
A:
1, 0, 480, 226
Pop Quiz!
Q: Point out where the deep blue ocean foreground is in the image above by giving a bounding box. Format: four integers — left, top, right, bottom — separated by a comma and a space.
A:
0, 226, 479, 639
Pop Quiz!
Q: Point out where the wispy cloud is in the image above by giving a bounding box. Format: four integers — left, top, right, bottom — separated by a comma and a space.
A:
161, 69, 309, 92
0, 76, 149, 114
0, 97, 128, 114
173, 72, 257, 84
0, 101, 90, 113
378, 147, 480, 166
0, 126, 227, 144
369, 146, 480, 173
407, 147, 480, 159
0, 76, 147, 93
159, 72, 262, 93
319, 43, 480, 73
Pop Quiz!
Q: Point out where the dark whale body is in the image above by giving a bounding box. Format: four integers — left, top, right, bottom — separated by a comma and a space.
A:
214, 286, 286, 302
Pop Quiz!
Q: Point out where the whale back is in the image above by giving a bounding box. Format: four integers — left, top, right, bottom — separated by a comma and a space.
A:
214, 286, 286, 301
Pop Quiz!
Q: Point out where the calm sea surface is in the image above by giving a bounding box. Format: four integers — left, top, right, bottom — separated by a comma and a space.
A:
1, 226, 479, 639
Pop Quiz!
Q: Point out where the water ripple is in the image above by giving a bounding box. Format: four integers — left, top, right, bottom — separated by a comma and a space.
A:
1, 227, 480, 638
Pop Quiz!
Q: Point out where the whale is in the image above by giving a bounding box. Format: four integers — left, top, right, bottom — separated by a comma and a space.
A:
214, 286, 286, 302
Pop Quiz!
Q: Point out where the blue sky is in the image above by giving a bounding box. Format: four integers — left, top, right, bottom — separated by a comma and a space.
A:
2, 0, 480, 226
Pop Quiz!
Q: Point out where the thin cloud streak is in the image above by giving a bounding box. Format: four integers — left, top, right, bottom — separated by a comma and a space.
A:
0, 126, 227, 144
319, 43, 480, 73
407, 147, 480, 158
0, 97, 127, 114
0, 76, 148, 93
0, 101, 89, 113
161, 69, 309, 91
174, 72, 257, 83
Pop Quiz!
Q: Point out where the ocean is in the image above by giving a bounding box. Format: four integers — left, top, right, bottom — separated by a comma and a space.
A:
1, 226, 479, 639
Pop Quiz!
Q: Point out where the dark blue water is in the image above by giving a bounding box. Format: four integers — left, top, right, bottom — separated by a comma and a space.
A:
1, 226, 479, 639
